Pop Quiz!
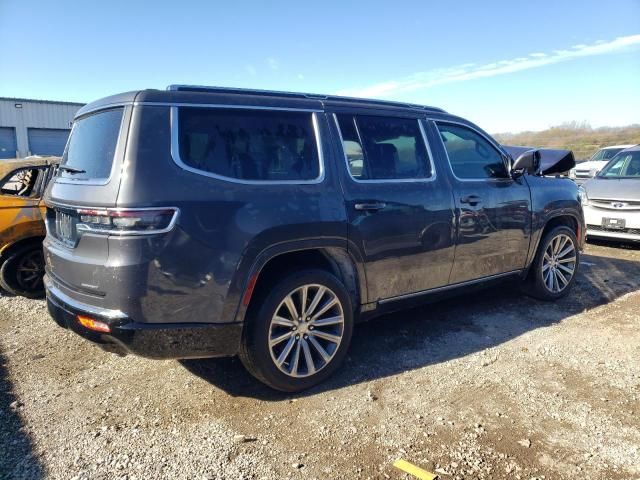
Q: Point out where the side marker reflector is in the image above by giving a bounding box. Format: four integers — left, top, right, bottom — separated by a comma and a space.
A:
393, 459, 437, 480
77, 315, 111, 333
242, 273, 259, 306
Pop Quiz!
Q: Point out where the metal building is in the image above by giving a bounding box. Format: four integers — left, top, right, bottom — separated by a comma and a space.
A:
0, 97, 84, 159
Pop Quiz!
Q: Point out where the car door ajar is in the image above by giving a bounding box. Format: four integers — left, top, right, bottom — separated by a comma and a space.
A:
432, 121, 531, 284
329, 111, 456, 302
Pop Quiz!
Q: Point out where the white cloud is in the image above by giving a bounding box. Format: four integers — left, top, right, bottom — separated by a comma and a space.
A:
245, 64, 257, 76
337, 34, 640, 98
266, 57, 279, 70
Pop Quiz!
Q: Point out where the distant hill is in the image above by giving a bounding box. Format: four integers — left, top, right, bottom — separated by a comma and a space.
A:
493, 123, 640, 161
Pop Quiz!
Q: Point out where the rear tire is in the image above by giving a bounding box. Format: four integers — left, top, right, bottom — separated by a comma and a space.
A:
525, 225, 579, 301
239, 269, 354, 392
0, 244, 46, 299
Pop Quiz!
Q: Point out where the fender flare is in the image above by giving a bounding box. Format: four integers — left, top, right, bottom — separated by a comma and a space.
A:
525, 209, 584, 270
225, 237, 367, 325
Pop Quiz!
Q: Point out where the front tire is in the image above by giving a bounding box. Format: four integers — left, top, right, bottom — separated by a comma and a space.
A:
239, 269, 354, 392
525, 226, 579, 301
0, 244, 46, 299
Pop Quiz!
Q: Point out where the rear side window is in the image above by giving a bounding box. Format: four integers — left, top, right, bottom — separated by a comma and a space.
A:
60, 108, 124, 181
177, 108, 320, 182
335, 114, 432, 180
436, 123, 507, 179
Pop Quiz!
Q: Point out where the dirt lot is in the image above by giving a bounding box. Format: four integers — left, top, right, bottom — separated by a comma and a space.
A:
1, 240, 639, 480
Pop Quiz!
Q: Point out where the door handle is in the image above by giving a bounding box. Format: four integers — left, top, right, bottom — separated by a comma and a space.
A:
354, 202, 387, 212
460, 195, 481, 206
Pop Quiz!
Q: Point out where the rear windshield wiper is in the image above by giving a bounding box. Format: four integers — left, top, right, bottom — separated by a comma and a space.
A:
59, 165, 87, 175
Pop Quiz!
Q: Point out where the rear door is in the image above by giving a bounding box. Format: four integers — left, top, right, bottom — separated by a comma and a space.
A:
329, 110, 455, 302
432, 121, 531, 283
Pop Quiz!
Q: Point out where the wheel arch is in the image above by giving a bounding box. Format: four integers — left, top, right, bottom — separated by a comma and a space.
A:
232, 241, 366, 325
0, 235, 45, 265
526, 211, 583, 272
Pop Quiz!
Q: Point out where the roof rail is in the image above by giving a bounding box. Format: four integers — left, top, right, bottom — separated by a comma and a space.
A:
166, 84, 445, 113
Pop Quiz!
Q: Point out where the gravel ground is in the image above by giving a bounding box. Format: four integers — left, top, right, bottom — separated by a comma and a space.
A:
1, 240, 639, 480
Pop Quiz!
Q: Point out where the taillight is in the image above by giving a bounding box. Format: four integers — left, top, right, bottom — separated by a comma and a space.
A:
76, 208, 178, 235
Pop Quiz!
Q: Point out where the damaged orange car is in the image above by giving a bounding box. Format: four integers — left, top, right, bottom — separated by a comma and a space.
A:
0, 157, 59, 298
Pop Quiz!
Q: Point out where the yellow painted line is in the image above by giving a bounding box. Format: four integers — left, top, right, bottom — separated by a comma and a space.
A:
393, 459, 438, 480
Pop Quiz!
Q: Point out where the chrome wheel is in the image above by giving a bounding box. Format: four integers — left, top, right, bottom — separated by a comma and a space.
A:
268, 284, 344, 378
542, 233, 576, 293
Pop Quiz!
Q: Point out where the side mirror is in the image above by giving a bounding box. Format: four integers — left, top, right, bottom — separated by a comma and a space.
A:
511, 150, 540, 177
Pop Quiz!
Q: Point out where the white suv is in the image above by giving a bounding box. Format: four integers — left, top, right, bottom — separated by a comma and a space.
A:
570, 145, 634, 184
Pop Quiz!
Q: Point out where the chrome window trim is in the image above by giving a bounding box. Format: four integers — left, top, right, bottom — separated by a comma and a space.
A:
332, 113, 437, 184
431, 119, 512, 183
55, 106, 128, 186
76, 101, 321, 119
170, 106, 325, 185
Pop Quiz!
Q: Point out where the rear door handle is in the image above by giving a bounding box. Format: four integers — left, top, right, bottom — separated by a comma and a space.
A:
354, 202, 387, 212
460, 195, 481, 206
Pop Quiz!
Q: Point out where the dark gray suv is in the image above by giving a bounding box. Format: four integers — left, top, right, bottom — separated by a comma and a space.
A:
44, 85, 585, 391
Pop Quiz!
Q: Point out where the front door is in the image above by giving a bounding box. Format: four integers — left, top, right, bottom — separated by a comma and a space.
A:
329, 111, 456, 302
432, 121, 531, 284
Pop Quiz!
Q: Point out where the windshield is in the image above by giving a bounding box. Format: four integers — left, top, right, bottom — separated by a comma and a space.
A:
598, 151, 640, 178
60, 108, 124, 180
590, 147, 624, 161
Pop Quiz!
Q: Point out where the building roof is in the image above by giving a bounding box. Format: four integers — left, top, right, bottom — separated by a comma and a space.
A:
0, 97, 85, 107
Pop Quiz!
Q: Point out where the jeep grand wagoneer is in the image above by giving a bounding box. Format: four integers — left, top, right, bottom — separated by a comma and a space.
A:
44, 86, 583, 391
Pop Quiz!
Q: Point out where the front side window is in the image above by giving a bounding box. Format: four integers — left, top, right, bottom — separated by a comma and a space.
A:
436, 123, 508, 179
177, 108, 320, 181
1, 168, 42, 197
599, 151, 640, 178
61, 108, 124, 180
335, 114, 432, 180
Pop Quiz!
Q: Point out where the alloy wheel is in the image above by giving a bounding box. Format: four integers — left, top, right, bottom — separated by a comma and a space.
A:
542, 233, 576, 293
268, 284, 344, 378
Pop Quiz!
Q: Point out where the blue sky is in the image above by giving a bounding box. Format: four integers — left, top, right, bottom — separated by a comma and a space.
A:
0, 0, 639, 132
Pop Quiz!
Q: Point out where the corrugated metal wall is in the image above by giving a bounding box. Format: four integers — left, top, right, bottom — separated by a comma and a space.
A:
0, 98, 83, 158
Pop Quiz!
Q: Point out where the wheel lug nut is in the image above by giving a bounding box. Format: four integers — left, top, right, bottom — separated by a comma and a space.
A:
309, 326, 314, 330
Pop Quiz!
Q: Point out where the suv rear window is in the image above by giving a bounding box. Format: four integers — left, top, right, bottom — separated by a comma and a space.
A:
60, 108, 124, 180
177, 107, 320, 182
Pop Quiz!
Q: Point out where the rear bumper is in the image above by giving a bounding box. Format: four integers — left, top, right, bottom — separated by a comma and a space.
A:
45, 276, 242, 359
